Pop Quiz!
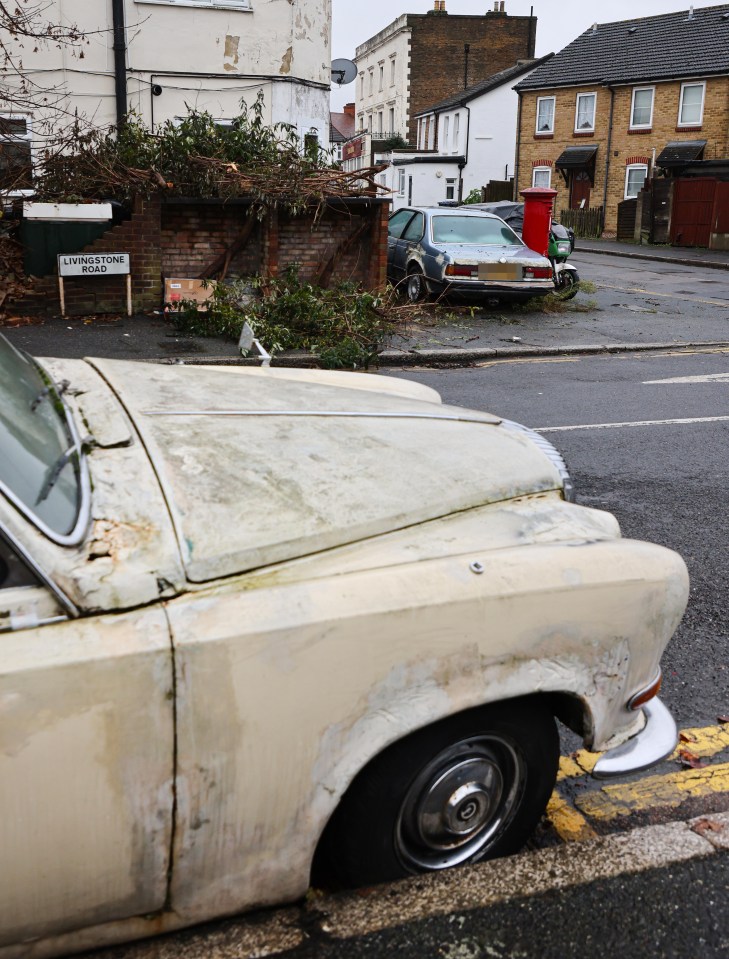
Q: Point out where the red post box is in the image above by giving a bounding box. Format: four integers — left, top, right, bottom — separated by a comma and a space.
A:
519, 186, 557, 258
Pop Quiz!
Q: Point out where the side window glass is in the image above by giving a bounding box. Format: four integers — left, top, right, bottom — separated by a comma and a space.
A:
402, 212, 424, 242
0, 533, 67, 632
0, 536, 39, 590
388, 210, 415, 239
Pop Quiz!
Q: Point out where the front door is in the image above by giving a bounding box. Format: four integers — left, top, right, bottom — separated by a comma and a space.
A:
570, 171, 591, 209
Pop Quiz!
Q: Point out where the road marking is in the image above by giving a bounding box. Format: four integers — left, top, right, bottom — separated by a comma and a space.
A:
547, 793, 598, 841
643, 373, 729, 384
595, 282, 729, 309
575, 763, 729, 820
549, 723, 729, 840
536, 415, 729, 433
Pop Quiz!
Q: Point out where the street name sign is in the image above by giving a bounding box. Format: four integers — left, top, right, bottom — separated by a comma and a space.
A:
56, 253, 133, 316
58, 254, 130, 276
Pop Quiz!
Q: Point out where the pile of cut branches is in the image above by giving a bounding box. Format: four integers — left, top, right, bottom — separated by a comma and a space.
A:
30, 92, 388, 214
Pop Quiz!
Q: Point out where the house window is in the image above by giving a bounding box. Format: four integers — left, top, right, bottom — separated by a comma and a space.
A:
389, 107, 395, 135
536, 96, 555, 134
390, 58, 396, 86
442, 115, 449, 151
453, 113, 460, 152
445, 178, 457, 200
379, 65, 384, 91
368, 70, 374, 96
378, 111, 383, 135
630, 87, 654, 129
625, 163, 648, 198
398, 169, 406, 195
359, 74, 365, 98
678, 82, 705, 126
574, 93, 596, 132
366, 113, 372, 132
0, 114, 33, 193
532, 166, 551, 188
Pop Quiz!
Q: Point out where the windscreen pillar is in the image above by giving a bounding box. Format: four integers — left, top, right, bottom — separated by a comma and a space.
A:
520, 187, 557, 257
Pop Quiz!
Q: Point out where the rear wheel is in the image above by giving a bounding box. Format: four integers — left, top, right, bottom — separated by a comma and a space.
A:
406, 264, 427, 303
556, 268, 579, 299
312, 699, 559, 889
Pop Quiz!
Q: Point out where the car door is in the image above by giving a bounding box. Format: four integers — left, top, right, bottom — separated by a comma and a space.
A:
398, 210, 426, 278
387, 208, 417, 281
0, 533, 175, 949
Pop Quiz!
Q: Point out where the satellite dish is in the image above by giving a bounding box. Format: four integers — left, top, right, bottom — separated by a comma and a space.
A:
331, 58, 357, 87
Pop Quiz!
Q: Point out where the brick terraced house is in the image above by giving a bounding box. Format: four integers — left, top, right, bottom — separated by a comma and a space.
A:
514, 5, 729, 241
354, 0, 537, 145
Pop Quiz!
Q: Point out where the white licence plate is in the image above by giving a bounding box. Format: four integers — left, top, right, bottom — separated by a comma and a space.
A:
478, 264, 520, 281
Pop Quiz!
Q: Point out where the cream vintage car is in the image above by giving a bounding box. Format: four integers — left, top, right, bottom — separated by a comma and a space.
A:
0, 333, 688, 958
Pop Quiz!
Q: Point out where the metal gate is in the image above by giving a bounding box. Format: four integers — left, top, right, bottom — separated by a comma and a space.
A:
670, 178, 716, 247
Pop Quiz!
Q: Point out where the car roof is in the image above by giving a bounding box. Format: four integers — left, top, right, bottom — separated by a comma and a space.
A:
397, 206, 501, 219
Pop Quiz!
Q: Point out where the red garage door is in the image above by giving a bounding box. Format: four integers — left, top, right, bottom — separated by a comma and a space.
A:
670, 178, 716, 248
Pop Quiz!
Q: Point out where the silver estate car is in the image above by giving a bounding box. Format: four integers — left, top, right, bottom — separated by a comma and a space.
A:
387, 206, 554, 303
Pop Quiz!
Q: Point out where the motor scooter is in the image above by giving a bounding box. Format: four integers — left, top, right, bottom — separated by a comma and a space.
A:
549, 221, 579, 298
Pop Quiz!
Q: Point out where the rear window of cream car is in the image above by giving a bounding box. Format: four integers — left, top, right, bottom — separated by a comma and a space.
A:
431, 214, 522, 246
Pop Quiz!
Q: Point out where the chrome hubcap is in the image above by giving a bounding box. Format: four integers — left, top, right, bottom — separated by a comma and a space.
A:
395, 736, 524, 872
407, 274, 421, 300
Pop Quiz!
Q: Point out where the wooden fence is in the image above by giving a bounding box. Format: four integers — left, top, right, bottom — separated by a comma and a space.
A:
559, 206, 604, 238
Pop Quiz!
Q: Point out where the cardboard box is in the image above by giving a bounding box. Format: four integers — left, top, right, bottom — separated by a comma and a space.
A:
164, 277, 216, 310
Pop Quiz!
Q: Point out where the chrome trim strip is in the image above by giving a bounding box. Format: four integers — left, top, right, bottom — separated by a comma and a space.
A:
592, 697, 678, 780
142, 410, 501, 424
0, 524, 79, 618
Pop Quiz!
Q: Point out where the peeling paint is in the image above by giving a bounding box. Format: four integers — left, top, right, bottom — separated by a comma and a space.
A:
279, 46, 293, 74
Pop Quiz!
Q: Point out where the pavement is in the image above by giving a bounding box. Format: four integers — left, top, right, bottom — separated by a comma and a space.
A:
4, 237, 729, 958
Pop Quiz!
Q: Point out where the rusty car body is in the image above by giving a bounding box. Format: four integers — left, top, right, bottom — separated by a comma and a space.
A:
0, 335, 688, 958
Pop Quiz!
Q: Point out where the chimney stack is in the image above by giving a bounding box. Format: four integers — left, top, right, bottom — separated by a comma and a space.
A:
500, 1, 505, 11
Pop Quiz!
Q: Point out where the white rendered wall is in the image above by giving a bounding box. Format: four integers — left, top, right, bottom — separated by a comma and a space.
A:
1, 0, 331, 146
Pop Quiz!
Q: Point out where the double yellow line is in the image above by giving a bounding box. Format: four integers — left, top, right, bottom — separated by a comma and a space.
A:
548, 723, 729, 842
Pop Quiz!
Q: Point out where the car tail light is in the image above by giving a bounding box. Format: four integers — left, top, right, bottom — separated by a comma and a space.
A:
628, 672, 662, 710
445, 264, 477, 277
523, 266, 553, 279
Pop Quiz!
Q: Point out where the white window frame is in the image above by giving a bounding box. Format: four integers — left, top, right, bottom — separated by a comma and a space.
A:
624, 163, 649, 199
368, 70, 374, 96
390, 58, 396, 87
378, 65, 384, 92
136, 0, 252, 8
630, 86, 655, 130
441, 115, 450, 153
388, 107, 395, 136
445, 177, 457, 200
532, 166, 551, 188
574, 92, 596, 132
378, 111, 383, 135
398, 168, 406, 196
535, 96, 555, 134
0, 113, 34, 196
453, 113, 460, 153
678, 81, 705, 127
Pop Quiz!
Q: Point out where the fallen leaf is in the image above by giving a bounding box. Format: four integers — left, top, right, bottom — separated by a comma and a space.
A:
692, 818, 724, 838
679, 732, 697, 743
718, 716, 729, 724
678, 749, 707, 769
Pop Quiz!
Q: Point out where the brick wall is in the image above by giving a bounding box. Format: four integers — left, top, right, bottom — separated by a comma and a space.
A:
517, 76, 729, 234
13, 196, 388, 317
161, 203, 263, 279
408, 11, 536, 138
267, 204, 385, 288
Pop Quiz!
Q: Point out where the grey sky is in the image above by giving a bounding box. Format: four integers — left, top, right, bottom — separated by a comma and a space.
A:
330, 0, 725, 109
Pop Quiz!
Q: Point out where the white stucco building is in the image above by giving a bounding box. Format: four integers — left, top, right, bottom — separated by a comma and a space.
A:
382, 56, 553, 211
1, 0, 331, 190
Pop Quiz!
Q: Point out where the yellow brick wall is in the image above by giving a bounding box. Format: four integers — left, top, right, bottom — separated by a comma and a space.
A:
517, 77, 729, 234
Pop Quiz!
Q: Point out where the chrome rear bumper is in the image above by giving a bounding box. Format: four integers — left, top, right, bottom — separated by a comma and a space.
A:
592, 697, 677, 779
